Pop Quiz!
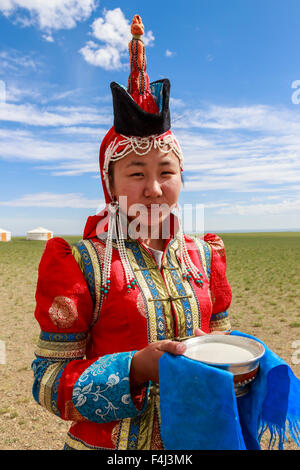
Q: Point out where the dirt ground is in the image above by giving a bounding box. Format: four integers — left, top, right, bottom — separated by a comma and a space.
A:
0, 234, 299, 451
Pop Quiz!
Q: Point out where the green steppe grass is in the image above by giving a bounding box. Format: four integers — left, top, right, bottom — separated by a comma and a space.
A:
0, 232, 299, 450
1, 232, 300, 345
220, 232, 300, 334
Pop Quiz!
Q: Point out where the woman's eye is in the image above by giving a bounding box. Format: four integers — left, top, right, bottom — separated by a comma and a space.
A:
130, 172, 143, 177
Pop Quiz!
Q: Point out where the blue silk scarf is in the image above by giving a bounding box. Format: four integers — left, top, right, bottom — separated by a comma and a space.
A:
159, 331, 300, 450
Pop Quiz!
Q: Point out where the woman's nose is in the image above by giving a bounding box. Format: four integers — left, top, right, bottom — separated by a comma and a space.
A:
143, 178, 163, 198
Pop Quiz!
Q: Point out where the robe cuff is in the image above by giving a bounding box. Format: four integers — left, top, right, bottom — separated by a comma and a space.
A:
32, 357, 68, 417
72, 351, 150, 423
209, 310, 232, 333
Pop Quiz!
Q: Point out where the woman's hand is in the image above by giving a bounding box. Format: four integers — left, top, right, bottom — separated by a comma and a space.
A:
130, 340, 186, 385
194, 328, 229, 336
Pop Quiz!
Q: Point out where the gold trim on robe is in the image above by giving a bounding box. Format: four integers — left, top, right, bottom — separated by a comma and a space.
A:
71, 235, 217, 449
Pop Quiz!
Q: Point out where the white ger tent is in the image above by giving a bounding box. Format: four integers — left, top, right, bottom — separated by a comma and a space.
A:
26, 227, 53, 241
0, 228, 11, 242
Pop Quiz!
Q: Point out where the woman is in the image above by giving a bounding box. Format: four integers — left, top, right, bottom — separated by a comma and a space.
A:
31, 15, 232, 450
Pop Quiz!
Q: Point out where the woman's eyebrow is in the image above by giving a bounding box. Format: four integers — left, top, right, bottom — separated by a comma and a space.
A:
125, 160, 146, 168
125, 159, 174, 168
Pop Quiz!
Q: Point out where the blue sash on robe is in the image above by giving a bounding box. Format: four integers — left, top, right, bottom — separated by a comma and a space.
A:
159, 331, 300, 450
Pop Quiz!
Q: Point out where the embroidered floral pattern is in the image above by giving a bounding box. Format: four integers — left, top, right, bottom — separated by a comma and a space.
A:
49, 296, 78, 328
136, 291, 147, 318
72, 352, 149, 423
93, 241, 106, 266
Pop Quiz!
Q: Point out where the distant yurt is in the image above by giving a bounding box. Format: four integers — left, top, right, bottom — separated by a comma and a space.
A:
0, 228, 11, 242
26, 227, 53, 241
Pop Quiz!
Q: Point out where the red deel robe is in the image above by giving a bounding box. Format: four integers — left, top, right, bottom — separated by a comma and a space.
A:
32, 215, 232, 450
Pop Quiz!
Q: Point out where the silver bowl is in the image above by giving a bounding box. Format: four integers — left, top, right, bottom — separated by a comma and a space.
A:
183, 334, 265, 397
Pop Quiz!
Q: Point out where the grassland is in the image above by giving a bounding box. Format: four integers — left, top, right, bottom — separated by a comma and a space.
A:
0, 233, 299, 450
221, 232, 300, 355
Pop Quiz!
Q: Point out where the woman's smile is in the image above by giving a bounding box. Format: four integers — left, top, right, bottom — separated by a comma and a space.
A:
108, 148, 182, 234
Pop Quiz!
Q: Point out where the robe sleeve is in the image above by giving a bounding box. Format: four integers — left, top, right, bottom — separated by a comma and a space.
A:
204, 234, 232, 333
31, 237, 150, 423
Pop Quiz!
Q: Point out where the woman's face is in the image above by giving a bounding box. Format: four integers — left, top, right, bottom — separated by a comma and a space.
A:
109, 148, 182, 236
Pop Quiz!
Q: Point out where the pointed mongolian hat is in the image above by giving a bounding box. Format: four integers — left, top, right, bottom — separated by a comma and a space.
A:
100, 14, 183, 204
87, 15, 204, 298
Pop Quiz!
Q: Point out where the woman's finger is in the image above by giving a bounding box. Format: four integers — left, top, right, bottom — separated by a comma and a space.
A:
156, 340, 186, 355
194, 328, 207, 336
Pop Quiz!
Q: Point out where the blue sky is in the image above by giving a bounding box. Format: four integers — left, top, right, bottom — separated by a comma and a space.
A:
0, 0, 300, 235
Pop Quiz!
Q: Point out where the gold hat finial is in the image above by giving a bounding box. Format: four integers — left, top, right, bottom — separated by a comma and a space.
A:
131, 14, 144, 36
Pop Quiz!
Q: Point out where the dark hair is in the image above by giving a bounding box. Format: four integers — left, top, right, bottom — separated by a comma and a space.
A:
108, 161, 115, 191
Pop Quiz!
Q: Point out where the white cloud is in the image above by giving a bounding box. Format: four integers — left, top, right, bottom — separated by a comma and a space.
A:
0, 80, 5, 103
56, 126, 106, 137
37, 161, 99, 176
170, 102, 300, 197
91, 9, 131, 48
170, 97, 185, 108
180, 150, 300, 193
172, 103, 300, 134
0, 86, 111, 178
6, 84, 87, 105
0, 101, 111, 126
215, 196, 300, 216
165, 49, 175, 57
1, 95, 300, 201
0, 192, 104, 209
90, 8, 154, 48
80, 41, 125, 71
79, 8, 155, 71
0, 49, 40, 73
5, 83, 41, 103
44, 89, 81, 103
0, 0, 97, 31
0, 127, 101, 163
42, 33, 54, 43
204, 202, 231, 209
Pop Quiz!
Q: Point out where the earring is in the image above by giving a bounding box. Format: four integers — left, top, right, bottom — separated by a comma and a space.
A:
175, 203, 204, 288
101, 201, 118, 298
101, 199, 137, 298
